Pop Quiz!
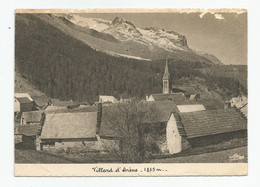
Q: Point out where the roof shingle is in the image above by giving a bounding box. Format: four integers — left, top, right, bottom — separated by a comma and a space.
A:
150, 93, 190, 104
16, 97, 31, 104
179, 109, 247, 138
40, 112, 97, 139
31, 95, 50, 107
15, 124, 39, 136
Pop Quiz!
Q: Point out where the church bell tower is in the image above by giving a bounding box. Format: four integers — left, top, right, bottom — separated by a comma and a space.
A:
162, 59, 171, 94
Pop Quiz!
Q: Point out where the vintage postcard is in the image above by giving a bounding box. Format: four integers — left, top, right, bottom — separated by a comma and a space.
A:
14, 9, 247, 176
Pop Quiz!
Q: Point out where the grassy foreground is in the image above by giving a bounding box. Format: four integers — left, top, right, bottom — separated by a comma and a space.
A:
15, 146, 247, 164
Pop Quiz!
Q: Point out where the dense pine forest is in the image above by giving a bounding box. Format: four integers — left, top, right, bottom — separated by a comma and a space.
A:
15, 14, 247, 103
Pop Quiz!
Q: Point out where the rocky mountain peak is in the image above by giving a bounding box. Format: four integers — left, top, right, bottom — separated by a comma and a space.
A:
111, 17, 136, 28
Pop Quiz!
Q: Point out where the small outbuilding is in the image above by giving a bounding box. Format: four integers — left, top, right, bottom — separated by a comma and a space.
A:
15, 124, 40, 149
14, 97, 34, 114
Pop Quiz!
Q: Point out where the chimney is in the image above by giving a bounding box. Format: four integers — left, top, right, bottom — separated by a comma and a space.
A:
224, 101, 231, 109
96, 102, 102, 134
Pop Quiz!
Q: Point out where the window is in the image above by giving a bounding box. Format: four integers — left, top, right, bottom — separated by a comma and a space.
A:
164, 81, 168, 90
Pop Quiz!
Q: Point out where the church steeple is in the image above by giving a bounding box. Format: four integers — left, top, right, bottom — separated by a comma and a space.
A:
162, 59, 171, 94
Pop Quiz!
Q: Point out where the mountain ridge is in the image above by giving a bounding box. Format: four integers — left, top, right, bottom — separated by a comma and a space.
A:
48, 13, 221, 64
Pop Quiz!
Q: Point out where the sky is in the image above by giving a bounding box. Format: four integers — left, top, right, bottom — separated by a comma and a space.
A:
80, 12, 247, 65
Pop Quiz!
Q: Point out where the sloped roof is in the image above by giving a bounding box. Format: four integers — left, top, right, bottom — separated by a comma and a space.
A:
15, 124, 39, 136
150, 93, 189, 104
177, 104, 205, 113
40, 112, 97, 139
70, 105, 98, 113
240, 104, 248, 118
179, 109, 247, 139
148, 101, 177, 123
99, 95, 119, 103
99, 101, 178, 137
14, 93, 33, 101
21, 111, 43, 123
31, 95, 50, 107
44, 106, 68, 113
16, 97, 31, 104
230, 96, 248, 108
50, 99, 76, 107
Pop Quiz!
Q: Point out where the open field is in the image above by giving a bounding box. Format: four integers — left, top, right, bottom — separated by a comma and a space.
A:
15, 149, 118, 163
152, 146, 247, 163
15, 149, 72, 163
15, 146, 247, 164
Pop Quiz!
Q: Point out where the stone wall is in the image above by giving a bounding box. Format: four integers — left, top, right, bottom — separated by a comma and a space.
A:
41, 138, 120, 154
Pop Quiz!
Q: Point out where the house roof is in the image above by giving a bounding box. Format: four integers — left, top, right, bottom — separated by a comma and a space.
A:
179, 109, 247, 139
21, 111, 43, 123
148, 101, 178, 123
40, 112, 97, 139
31, 95, 50, 107
99, 95, 119, 103
16, 97, 31, 104
177, 104, 206, 113
230, 96, 248, 108
15, 124, 39, 136
14, 93, 33, 101
21, 105, 99, 123
99, 101, 178, 137
240, 104, 248, 118
150, 93, 190, 104
50, 99, 76, 107
44, 106, 68, 113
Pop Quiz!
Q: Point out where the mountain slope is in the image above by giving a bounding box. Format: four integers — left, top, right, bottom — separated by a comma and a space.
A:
35, 14, 216, 64
194, 51, 223, 65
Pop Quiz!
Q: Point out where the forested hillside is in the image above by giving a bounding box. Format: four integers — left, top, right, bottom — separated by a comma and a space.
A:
15, 14, 247, 103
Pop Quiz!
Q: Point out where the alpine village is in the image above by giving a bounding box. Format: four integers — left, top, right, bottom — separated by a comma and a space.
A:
14, 13, 247, 163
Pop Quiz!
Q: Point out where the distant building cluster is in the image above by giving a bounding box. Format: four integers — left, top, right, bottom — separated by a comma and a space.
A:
14, 60, 247, 155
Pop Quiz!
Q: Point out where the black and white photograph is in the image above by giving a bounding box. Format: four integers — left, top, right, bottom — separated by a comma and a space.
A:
13, 9, 248, 176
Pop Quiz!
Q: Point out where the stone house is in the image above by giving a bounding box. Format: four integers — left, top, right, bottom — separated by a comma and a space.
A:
36, 104, 121, 153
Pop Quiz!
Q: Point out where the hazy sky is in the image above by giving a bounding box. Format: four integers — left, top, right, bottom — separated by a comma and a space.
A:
80, 12, 247, 65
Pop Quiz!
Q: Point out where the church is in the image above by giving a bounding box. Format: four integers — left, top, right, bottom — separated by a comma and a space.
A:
146, 60, 196, 103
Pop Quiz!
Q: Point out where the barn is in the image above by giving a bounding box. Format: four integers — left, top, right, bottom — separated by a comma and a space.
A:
166, 108, 247, 154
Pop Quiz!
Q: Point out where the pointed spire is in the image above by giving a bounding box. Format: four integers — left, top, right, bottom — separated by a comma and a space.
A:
163, 59, 170, 80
